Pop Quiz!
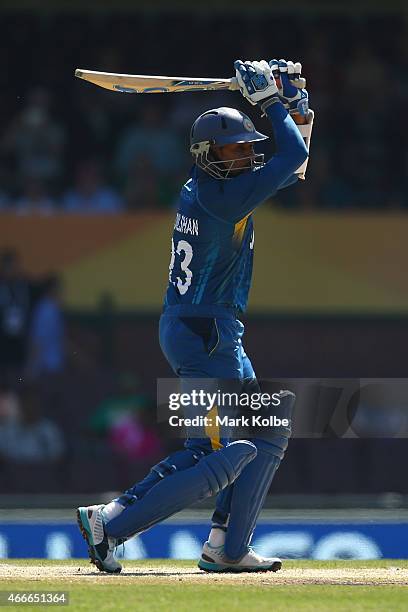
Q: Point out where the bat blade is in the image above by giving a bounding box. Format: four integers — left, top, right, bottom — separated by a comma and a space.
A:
75, 69, 239, 93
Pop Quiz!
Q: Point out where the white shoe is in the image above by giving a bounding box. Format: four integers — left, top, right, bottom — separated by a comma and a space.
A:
76, 504, 122, 574
198, 541, 282, 573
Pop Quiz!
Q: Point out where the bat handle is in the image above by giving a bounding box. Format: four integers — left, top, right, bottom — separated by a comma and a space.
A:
229, 77, 239, 91
229, 76, 306, 92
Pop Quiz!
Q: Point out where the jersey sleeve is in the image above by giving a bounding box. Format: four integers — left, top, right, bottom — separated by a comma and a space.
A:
278, 174, 298, 190
197, 103, 308, 224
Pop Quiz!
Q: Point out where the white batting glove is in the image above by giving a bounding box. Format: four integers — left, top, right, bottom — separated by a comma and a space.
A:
269, 59, 309, 116
234, 60, 279, 108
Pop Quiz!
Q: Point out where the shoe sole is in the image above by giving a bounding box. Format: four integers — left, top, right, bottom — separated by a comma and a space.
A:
76, 508, 121, 574
198, 559, 282, 573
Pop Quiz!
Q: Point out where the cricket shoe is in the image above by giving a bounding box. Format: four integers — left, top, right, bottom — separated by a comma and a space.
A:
76, 504, 122, 574
198, 541, 282, 573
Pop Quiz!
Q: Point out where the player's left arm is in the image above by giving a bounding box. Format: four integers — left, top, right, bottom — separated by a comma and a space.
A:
277, 174, 298, 190
198, 60, 309, 224
198, 103, 307, 225
228, 102, 308, 214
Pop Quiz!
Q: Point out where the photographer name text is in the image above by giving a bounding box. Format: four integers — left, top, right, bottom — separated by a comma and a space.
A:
168, 415, 289, 427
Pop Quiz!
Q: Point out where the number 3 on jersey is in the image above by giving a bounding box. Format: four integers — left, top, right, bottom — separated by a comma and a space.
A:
169, 238, 193, 295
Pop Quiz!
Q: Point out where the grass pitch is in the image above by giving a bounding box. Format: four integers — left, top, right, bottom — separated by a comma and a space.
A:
1, 559, 407, 611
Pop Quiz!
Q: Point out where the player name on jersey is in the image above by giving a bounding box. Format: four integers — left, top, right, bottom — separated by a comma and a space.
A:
174, 213, 199, 236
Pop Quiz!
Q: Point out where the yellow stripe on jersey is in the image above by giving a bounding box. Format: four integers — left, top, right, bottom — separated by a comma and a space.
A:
205, 405, 224, 450
233, 211, 252, 246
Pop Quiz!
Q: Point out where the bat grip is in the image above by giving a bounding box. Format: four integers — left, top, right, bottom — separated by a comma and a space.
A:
229, 76, 306, 92
229, 77, 239, 91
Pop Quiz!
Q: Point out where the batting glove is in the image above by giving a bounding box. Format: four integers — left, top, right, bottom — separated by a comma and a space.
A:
234, 60, 280, 111
269, 59, 309, 116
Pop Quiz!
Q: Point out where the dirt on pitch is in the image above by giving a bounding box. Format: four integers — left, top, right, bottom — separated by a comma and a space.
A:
2, 563, 408, 586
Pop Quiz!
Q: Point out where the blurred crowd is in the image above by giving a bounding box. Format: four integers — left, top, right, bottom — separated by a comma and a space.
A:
0, 247, 165, 492
0, 11, 407, 212
0, 250, 63, 379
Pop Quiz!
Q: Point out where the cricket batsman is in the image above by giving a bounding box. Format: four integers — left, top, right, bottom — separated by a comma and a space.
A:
77, 59, 313, 573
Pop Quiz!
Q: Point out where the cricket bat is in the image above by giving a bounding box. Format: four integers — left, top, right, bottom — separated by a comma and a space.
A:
75, 69, 239, 94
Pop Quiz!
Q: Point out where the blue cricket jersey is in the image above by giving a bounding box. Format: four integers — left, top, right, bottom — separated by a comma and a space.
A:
163, 103, 308, 317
